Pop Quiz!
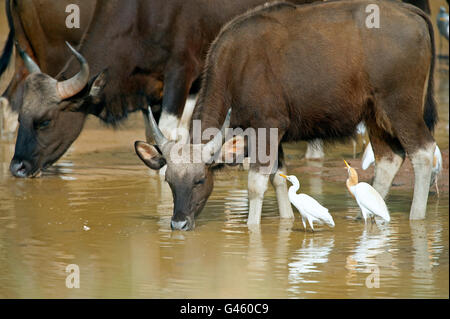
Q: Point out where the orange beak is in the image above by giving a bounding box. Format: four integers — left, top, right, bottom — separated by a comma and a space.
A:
279, 174, 287, 179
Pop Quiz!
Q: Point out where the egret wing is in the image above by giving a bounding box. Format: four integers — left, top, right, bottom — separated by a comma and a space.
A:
362, 143, 375, 170
297, 194, 335, 226
431, 145, 443, 186
352, 183, 390, 222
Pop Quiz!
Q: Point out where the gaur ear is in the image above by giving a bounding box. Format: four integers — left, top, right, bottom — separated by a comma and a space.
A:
88, 69, 108, 103
216, 135, 246, 165
58, 69, 108, 112
134, 141, 167, 170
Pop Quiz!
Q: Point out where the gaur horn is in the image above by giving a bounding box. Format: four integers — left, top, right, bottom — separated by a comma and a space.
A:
56, 42, 90, 100
204, 108, 232, 159
16, 42, 41, 74
147, 106, 169, 148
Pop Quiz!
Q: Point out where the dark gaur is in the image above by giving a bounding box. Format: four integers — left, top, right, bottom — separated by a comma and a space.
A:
0, 0, 317, 178
9, 43, 106, 178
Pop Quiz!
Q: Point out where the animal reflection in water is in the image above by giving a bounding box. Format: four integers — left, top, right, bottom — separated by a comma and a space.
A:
288, 237, 335, 288
346, 226, 392, 285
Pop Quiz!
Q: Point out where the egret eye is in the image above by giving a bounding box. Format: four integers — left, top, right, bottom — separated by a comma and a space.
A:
36, 120, 51, 130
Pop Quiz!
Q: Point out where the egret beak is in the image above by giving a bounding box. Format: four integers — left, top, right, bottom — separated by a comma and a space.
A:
344, 160, 350, 169
279, 174, 287, 179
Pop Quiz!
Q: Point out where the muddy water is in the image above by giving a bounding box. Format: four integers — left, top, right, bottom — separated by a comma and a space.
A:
0, 2, 449, 299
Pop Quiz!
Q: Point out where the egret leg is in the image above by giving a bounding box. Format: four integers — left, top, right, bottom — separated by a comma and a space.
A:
360, 209, 368, 223
301, 217, 307, 231
352, 139, 357, 159
307, 217, 315, 232
435, 179, 440, 198
247, 168, 269, 225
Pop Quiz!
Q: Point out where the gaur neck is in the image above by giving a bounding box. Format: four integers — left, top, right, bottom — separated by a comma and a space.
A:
191, 99, 230, 145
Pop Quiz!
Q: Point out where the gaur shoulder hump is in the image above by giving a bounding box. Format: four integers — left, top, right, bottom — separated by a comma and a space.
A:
210, 1, 296, 50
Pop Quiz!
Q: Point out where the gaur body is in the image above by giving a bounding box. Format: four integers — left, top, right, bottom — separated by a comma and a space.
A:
137, 0, 437, 230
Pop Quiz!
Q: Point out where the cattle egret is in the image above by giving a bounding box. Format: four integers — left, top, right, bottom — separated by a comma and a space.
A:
430, 145, 443, 196
344, 160, 390, 224
361, 142, 375, 170
279, 174, 335, 231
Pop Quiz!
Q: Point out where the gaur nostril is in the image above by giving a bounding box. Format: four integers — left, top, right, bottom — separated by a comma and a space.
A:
170, 220, 189, 231
10, 160, 30, 178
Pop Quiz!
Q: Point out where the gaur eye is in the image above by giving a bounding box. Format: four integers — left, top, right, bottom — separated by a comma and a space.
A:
37, 120, 51, 130
194, 178, 205, 185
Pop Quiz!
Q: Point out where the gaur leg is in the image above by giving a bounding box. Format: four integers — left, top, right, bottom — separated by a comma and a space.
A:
247, 166, 270, 225
380, 98, 435, 220
270, 146, 295, 219
176, 94, 198, 143
247, 124, 282, 225
407, 141, 435, 220
159, 62, 196, 140
305, 139, 324, 159
367, 123, 405, 199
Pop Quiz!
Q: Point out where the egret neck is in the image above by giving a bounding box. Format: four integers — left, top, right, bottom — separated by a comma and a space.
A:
280, 174, 300, 199
288, 178, 300, 198
344, 161, 358, 197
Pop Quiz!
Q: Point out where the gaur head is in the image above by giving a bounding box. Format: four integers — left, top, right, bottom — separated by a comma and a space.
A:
135, 107, 243, 231
9, 42, 107, 177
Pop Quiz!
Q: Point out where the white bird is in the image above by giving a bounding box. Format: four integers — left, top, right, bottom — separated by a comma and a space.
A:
279, 174, 335, 231
361, 142, 375, 170
430, 145, 443, 196
356, 122, 367, 136
352, 122, 368, 158
344, 160, 390, 224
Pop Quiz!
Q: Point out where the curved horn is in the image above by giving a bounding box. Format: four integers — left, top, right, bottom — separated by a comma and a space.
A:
147, 106, 169, 148
203, 108, 232, 160
56, 42, 90, 100
16, 42, 41, 74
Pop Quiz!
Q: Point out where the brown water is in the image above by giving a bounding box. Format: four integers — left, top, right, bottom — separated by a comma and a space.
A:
0, 2, 449, 299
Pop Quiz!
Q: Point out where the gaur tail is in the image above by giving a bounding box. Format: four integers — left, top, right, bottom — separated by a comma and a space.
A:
409, 5, 438, 133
